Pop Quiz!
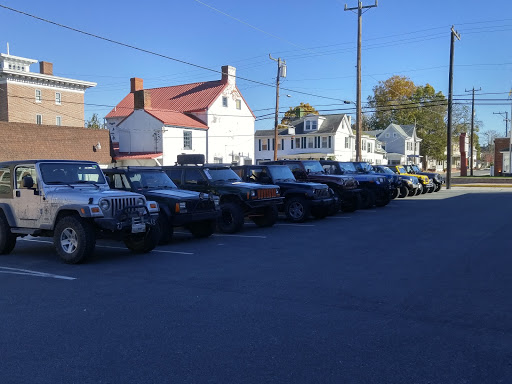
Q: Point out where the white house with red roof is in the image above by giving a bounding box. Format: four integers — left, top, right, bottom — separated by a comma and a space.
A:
105, 66, 255, 166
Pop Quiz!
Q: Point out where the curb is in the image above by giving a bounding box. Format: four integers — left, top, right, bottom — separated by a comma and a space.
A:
450, 184, 512, 188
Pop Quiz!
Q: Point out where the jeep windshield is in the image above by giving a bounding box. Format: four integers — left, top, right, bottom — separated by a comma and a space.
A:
302, 161, 325, 174
374, 166, 395, 175
350, 162, 374, 173
127, 170, 177, 190
267, 166, 296, 181
204, 168, 241, 182
410, 165, 422, 173
338, 163, 356, 173
40, 163, 106, 185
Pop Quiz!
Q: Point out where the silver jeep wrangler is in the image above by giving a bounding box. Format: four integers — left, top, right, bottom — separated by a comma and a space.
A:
0, 160, 160, 264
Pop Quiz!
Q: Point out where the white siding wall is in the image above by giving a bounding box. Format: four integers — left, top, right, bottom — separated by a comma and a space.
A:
204, 92, 255, 164
117, 110, 163, 153
161, 127, 207, 166
106, 117, 124, 142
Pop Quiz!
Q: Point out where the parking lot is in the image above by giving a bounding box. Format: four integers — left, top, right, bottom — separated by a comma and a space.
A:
1, 187, 512, 384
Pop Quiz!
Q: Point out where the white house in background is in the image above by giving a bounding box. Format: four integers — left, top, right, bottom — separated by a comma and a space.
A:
105, 66, 255, 166
254, 113, 387, 164
365, 124, 422, 165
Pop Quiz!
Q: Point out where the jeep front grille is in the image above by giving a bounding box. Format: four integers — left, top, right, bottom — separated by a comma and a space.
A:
314, 189, 330, 198
257, 189, 277, 199
186, 199, 215, 212
111, 197, 140, 214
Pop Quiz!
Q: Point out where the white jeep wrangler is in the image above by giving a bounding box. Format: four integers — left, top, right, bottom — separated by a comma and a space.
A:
0, 160, 160, 263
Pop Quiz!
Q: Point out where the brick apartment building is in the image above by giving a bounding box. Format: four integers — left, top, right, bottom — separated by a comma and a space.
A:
0, 51, 96, 127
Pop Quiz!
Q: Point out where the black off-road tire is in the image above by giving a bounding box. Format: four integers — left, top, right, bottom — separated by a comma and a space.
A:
53, 216, 96, 264
284, 197, 310, 223
434, 183, 442, 192
252, 206, 279, 227
375, 193, 390, 207
124, 224, 161, 253
421, 184, 429, 194
188, 220, 215, 238
0, 213, 16, 255
158, 214, 174, 245
398, 186, 409, 198
217, 202, 245, 233
391, 188, 400, 199
341, 194, 360, 213
411, 184, 421, 196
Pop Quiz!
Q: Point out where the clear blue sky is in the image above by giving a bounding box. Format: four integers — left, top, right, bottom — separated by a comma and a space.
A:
1, 0, 511, 143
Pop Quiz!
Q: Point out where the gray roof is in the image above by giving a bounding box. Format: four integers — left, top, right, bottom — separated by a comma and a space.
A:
255, 114, 346, 137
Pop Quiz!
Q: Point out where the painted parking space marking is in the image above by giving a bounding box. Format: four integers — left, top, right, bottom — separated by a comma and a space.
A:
212, 233, 267, 239
0, 266, 76, 280
20, 238, 194, 255
98, 245, 194, 255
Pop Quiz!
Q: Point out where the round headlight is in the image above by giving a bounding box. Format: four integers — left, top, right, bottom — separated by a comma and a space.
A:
276, 188, 280, 195
137, 197, 145, 206
99, 199, 110, 211
250, 190, 256, 197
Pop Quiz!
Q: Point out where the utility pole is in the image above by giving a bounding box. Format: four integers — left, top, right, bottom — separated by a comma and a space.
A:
269, 54, 286, 161
465, 87, 481, 176
345, 0, 378, 162
446, 25, 460, 189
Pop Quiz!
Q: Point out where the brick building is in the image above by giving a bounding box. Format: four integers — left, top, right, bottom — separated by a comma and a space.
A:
0, 121, 111, 166
0, 51, 96, 127
494, 137, 511, 176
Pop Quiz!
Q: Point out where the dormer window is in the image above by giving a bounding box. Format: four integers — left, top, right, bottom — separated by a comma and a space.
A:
305, 120, 317, 131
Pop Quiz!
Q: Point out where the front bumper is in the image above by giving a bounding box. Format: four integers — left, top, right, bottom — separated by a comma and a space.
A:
94, 205, 158, 232
309, 197, 335, 207
245, 197, 285, 209
171, 210, 221, 226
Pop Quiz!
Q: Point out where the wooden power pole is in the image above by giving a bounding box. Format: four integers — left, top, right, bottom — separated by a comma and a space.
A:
345, 1, 377, 161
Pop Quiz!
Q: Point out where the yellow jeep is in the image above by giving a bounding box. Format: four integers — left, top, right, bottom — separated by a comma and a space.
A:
385, 165, 434, 194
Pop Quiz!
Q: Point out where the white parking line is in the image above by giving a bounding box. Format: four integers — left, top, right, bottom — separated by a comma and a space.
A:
212, 233, 267, 239
20, 238, 194, 255
95, 245, 194, 255
0, 267, 76, 280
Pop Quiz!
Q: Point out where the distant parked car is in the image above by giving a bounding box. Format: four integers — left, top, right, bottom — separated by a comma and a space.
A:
320, 160, 391, 208
261, 160, 362, 213
372, 165, 420, 198
402, 164, 443, 192
232, 164, 335, 222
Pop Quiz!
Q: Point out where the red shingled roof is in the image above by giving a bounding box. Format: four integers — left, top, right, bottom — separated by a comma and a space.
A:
106, 80, 226, 119
145, 109, 207, 129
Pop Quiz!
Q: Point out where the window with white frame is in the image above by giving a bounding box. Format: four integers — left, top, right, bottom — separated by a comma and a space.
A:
308, 137, 314, 148
385, 133, 390, 138
55, 92, 61, 105
262, 139, 268, 151
236, 99, 241, 110
295, 138, 301, 149
407, 142, 413, 151
344, 137, 350, 149
56, 116, 62, 126
222, 97, 228, 107
305, 120, 318, 131
36, 114, 42, 125
183, 131, 192, 150
393, 133, 397, 137
362, 139, 366, 151
367, 142, 372, 153
322, 136, 328, 148
35, 89, 42, 103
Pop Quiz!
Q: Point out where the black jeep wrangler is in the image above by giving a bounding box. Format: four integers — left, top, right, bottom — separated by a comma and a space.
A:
262, 160, 361, 213
232, 164, 335, 222
103, 167, 220, 244
162, 155, 284, 234
320, 161, 391, 208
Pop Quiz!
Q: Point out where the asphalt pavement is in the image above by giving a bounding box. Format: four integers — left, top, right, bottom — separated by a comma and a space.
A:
1, 187, 511, 384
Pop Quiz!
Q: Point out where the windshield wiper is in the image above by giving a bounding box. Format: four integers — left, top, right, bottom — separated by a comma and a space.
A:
45, 181, 75, 189
72, 180, 101, 189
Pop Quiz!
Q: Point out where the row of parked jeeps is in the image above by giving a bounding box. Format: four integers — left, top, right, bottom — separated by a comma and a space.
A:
0, 155, 443, 264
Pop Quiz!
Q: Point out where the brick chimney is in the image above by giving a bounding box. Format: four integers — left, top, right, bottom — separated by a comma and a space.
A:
134, 90, 151, 110
39, 61, 53, 75
221, 65, 236, 86
130, 77, 143, 93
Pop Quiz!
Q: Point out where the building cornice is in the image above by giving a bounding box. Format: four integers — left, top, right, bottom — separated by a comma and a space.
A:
0, 69, 96, 90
